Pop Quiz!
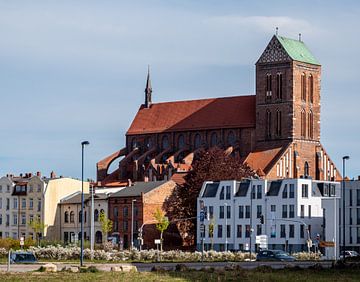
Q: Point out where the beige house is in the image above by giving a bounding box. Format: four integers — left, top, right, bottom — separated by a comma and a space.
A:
0, 172, 89, 240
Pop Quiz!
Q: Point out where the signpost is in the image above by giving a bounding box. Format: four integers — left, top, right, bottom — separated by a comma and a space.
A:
319, 241, 336, 248
20, 237, 24, 250
256, 235, 268, 250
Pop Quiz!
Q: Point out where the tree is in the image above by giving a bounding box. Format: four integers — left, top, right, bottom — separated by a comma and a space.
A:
153, 208, 170, 252
99, 210, 113, 244
28, 216, 47, 247
164, 147, 255, 245
208, 218, 215, 250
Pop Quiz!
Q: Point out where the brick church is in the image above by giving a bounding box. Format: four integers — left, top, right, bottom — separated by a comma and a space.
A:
97, 34, 339, 186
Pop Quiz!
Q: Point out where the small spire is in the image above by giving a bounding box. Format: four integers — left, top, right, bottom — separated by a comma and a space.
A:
144, 65, 152, 108
298, 33, 302, 41
275, 27, 279, 36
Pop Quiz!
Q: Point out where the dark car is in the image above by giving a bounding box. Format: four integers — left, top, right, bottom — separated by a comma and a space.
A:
256, 250, 296, 262
10, 251, 38, 264
340, 250, 360, 259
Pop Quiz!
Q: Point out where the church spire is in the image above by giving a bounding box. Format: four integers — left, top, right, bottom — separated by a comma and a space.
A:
144, 65, 152, 108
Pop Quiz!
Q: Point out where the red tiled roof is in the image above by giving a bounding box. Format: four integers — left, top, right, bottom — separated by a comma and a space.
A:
127, 95, 255, 135
171, 173, 187, 186
244, 145, 288, 174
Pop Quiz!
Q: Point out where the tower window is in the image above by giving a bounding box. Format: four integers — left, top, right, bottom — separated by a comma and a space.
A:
309, 74, 314, 103
304, 162, 309, 177
276, 110, 282, 137
266, 74, 272, 101
301, 110, 306, 138
276, 73, 283, 99
266, 110, 271, 139
308, 111, 313, 139
301, 73, 306, 101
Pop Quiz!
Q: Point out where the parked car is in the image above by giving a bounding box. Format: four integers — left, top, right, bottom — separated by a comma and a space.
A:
10, 251, 38, 264
340, 250, 360, 259
256, 250, 296, 262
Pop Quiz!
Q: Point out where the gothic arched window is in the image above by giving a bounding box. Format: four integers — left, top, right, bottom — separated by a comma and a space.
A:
145, 137, 152, 149
70, 211, 74, 223
308, 111, 313, 139
308, 74, 314, 103
301, 73, 306, 101
266, 74, 272, 101
276, 73, 283, 99
227, 131, 236, 146
131, 138, 137, 150
177, 134, 185, 149
276, 110, 282, 136
301, 110, 306, 138
194, 134, 201, 149
210, 132, 218, 147
161, 135, 169, 150
304, 162, 309, 177
64, 211, 69, 223
94, 209, 99, 222
266, 109, 271, 139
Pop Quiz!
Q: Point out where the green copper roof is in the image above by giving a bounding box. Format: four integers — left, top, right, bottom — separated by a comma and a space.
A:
276, 35, 320, 65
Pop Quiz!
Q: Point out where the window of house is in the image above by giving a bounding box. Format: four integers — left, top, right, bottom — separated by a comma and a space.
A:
301, 205, 305, 218
357, 190, 360, 206
226, 206, 231, 219
70, 211, 74, 223
257, 224, 262, 236
225, 186, 231, 200
13, 198, 17, 209
37, 199, 41, 212
301, 73, 306, 101
349, 190, 353, 206
257, 205, 262, 218
123, 221, 128, 231
78, 211, 82, 223
64, 211, 69, 223
22, 198, 26, 209
29, 215, 33, 223
29, 198, 33, 209
276, 110, 282, 136
219, 187, 224, 200
94, 209, 99, 222
257, 185, 262, 199
245, 225, 250, 238
114, 207, 118, 218
237, 225, 242, 238
308, 205, 312, 218
301, 110, 306, 138
282, 205, 287, 218
277, 73, 283, 99
209, 206, 214, 219
357, 227, 360, 244
37, 185, 41, 192
271, 205, 276, 212
0, 185, 2, 193
289, 225, 295, 238
13, 214, 17, 225
357, 208, 360, 225
219, 206, 224, 219
226, 225, 231, 238
6, 185, 10, 193
280, 224, 286, 238
6, 198, 9, 210
302, 184, 308, 197
245, 206, 250, 218
282, 184, 288, 198
289, 205, 295, 218
123, 207, 129, 217
289, 184, 295, 198
21, 214, 26, 225
0, 198, 2, 209
251, 185, 256, 199
350, 208, 353, 225
217, 225, 223, 238
239, 206, 244, 218
29, 185, 33, 193
0, 214, 2, 225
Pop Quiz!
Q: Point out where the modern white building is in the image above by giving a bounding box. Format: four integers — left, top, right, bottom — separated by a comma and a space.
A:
197, 178, 340, 257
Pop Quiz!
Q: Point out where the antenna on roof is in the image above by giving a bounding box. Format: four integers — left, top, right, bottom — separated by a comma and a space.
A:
275, 27, 278, 36
298, 33, 302, 42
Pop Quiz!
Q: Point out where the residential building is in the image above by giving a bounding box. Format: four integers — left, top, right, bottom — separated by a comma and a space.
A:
196, 178, 340, 256
58, 186, 123, 244
108, 180, 179, 249
96, 34, 339, 187
0, 172, 89, 240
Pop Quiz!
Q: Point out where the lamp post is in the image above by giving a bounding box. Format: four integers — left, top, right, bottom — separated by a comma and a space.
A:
90, 184, 95, 260
342, 155, 350, 260
131, 199, 137, 250
80, 140, 90, 267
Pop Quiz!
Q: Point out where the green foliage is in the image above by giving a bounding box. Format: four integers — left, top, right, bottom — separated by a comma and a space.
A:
28, 215, 47, 246
154, 208, 170, 234
99, 210, 113, 243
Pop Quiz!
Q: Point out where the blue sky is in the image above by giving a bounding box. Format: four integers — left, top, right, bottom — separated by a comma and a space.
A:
0, 0, 359, 180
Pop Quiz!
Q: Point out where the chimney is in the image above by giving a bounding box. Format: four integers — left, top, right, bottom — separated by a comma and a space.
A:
358, 175, 360, 181
50, 171, 56, 179
36, 171, 41, 177
128, 179, 132, 187
20, 173, 23, 177
28, 173, 32, 178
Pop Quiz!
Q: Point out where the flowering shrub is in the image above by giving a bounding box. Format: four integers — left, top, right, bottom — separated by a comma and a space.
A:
0, 245, 320, 262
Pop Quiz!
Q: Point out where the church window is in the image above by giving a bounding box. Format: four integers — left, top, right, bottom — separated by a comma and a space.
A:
227, 131, 236, 146
210, 132, 218, 147
161, 135, 169, 150
276, 73, 283, 99
301, 110, 306, 138
309, 74, 314, 103
145, 137, 152, 149
177, 134, 185, 149
131, 138, 137, 149
194, 134, 202, 149
266, 74, 272, 101
304, 162, 309, 177
276, 110, 282, 136
301, 73, 306, 101
308, 111, 313, 139
266, 110, 271, 139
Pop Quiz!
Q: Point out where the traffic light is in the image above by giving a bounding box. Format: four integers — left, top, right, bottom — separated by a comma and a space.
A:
260, 214, 265, 224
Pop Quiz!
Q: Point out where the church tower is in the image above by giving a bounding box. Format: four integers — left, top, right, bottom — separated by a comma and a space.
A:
255, 34, 321, 146
144, 66, 152, 108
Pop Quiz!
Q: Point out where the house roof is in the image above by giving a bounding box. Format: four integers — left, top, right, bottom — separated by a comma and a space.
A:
276, 35, 320, 65
60, 193, 108, 204
127, 95, 256, 135
109, 180, 168, 198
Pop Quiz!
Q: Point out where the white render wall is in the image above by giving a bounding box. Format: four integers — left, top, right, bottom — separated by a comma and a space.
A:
197, 178, 340, 256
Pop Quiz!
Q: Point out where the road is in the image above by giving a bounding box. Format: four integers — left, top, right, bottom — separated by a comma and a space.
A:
0, 260, 334, 272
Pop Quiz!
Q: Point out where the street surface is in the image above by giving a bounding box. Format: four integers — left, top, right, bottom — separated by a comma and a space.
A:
0, 260, 334, 272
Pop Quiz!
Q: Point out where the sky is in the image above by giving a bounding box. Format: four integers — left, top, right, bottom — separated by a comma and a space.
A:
0, 0, 359, 180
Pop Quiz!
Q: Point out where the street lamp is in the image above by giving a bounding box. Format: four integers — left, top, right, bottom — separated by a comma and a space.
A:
131, 199, 137, 250
80, 140, 90, 267
342, 155, 350, 260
